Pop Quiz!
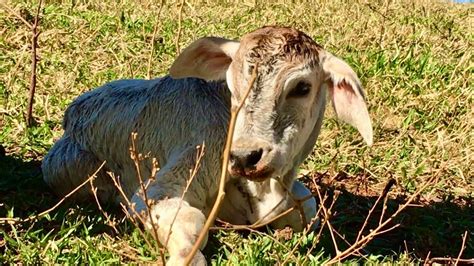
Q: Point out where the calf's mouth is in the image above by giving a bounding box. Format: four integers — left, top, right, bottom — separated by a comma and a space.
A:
228, 164, 274, 182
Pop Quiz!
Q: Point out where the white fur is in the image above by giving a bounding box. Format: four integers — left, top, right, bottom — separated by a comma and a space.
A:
42, 26, 372, 265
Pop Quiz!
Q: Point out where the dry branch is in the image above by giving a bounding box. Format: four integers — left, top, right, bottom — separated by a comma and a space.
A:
212, 206, 295, 231
129, 132, 166, 264
0, 161, 106, 225
164, 143, 205, 248
175, 0, 186, 55
276, 178, 308, 227
107, 171, 160, 257
0, 2, 33, 28
105, 151, 167, 263
89, 174, 120, 235
210, 185, 316, 232
355, 178, 396, 243
315, 184, 341, 254
326, 176, 438, 264
0, 1, 43, 126
280, 204, 324, 265
26, 0, 42, 126
428, 257, 474, 265
455, 230, 469, 266
146, 0, 165, 79
184, 64, 259, 265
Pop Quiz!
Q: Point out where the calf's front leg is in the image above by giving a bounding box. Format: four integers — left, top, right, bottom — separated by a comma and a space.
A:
270, 180, 318, 232
142, 197, 207, 266
220, 178, 318, 232
130, 147, 211, 266
131, 184, 208, 265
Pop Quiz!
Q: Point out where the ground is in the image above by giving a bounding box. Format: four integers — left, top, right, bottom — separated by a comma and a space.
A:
0, 0, 473, 264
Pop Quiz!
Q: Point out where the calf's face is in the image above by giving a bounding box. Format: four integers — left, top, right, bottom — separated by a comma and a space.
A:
170, 26, 373, 182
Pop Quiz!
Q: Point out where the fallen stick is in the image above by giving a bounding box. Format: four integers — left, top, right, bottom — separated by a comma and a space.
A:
184, 64, 258, 265
26, 0, 42, 126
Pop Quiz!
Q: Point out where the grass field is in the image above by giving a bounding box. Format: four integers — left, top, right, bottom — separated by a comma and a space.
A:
1, 0, 473, 264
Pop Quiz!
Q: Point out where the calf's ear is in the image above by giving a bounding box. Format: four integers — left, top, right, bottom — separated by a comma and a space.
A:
322, 52, 373, 146
169, 37, 240, 81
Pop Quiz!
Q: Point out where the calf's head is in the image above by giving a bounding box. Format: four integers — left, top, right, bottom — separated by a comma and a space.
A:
170, 26, 373, 182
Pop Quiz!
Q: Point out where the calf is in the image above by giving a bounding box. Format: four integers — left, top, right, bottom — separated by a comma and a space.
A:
42, 26, 373, 265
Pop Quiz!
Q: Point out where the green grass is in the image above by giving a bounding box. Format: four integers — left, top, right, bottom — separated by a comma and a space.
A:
1, 0, 473, 264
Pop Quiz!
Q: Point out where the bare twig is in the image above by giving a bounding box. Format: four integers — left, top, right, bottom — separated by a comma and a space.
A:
164, 143, 205, 247
175, 0, 186, 55
0, 2, 33, 28
317, 188, 341, 254
107, 172, 144, 224
300, 179, 349, 265
146, 0, 165, 79
26, 0, 42, 126
280, 179, 341, 266
332, 227, 363, 254
100, 242, 141, 262
455, 230, 469, 266
313, 186, 330, 242
275, 179, 308, 227
378, 186, 391, 226
423, 250, 431, 264
107, 172, 159, 255
184, 64, 259, 265
326, 176, 437, 264
211, 192, 316, 232
36, 161, 102, 218
119, 203, 160, 255
305, 179, 333, 259
129, 132, 166, 264
212, 206, 296, 231
130, 133, 160, 243
279, 201, 324, 266
356, 178, 396, 242
144, 157, 160, 191
0, 161, 106, 224
89, 174, 120, 234
429, 257, 474, 265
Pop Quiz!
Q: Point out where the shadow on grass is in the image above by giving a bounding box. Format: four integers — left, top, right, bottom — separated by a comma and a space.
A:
307, 172, 473, 260
0, 152, 121, 237
1, 152, 472, 260
200, 172, 474, 263
0, 153, 51, 218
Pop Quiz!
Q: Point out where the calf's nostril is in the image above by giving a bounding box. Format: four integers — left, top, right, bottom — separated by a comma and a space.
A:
245, 148, 263, 168
229, 148, 265, 173
229, 151, 243, 170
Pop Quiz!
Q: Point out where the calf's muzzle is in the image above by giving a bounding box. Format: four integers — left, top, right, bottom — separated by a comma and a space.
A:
228, 138, 274, 181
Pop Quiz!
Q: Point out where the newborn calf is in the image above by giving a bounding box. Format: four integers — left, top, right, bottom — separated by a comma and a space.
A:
42, 26, 373, 265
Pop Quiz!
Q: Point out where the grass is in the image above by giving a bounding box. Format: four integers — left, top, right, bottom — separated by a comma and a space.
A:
1, 0, 473, 264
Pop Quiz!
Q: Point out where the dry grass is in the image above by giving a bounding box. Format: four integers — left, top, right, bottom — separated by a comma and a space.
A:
0, 0, 472, 264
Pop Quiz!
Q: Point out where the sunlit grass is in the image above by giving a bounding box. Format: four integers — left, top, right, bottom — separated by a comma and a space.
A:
1, 0, 472, 264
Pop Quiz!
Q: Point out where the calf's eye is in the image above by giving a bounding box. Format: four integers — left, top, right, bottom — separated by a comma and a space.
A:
287, 81, 311, 98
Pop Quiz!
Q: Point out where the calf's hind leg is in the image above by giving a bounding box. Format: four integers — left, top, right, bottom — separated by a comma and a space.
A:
42, 136, 116, 203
